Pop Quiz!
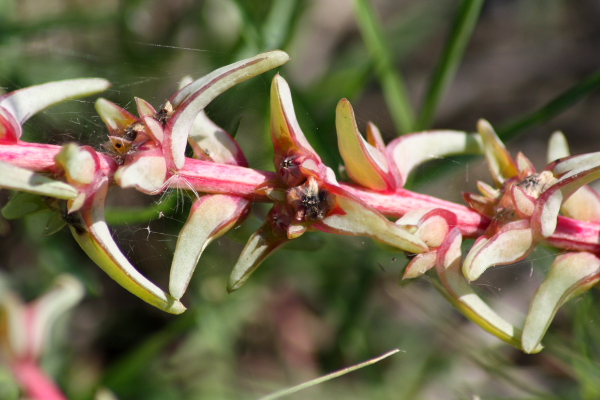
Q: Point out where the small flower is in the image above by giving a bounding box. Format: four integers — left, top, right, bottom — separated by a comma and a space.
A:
226, 75, 428, 292
460, 120, 600, 282
460, 120, 557, 281
450, 120, 600, 351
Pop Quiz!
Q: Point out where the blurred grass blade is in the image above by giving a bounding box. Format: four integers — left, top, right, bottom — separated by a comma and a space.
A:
230, 0, 262, 54
352, 0, 415, 134
261, 0, 298, 50
257, 349, 400, 400
417, 0, 484, 130
411, 71, 600, 188
499, 70, 600, 141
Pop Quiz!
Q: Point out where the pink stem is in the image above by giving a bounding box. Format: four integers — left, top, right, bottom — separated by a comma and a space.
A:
12, 359, 68, 400
1, 142, 599, 253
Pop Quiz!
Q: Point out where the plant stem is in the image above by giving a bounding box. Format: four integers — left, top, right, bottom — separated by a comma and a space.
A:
2, 143, 600, 253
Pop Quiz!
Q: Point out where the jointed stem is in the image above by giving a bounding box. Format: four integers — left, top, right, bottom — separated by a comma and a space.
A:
1, 141, 599, 254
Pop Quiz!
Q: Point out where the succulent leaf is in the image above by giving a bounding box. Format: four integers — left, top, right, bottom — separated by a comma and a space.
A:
511, 185, 536, 217
477, 119, 518, 185
140, 116, 164, 144
188, 111, 248, 166
366, 122, 386, 152
55, 144, 96, 185
546, 131, 569, 163
546, 131, 600, 223
170, 195, 249, 300
335, 99, 393, 191
134, 97, 157, 118
270, 74, 321, 166
387, 130, 483, 188
314, 184, 428, 254
227, 220, 289, 293
476, 180, 500, 199
114, 149, 167, 194
95, 98, 138, 136
396, 208, 456, 248
0, 78, 110, 126
533, 152, 600, 238
463, 192, 496, 216
403, 251, 437, 279
166, 50, 290, 170
515, 152, 536, 175
71, 179, 186, 314
435, 228, 538, 352
561, 186, 600, 223
522, 252, 600, 353
0, 161, 78, 200
463, 220, 534, 281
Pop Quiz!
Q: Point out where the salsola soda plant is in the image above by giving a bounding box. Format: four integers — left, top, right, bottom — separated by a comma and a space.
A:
2, 49, 600, 363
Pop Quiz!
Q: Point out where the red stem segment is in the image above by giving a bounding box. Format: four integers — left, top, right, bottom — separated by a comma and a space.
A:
1, 142, 599, 253
12, 360, 68, 400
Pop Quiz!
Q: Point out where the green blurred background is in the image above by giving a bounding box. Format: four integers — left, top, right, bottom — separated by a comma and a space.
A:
2, 0, 600, 399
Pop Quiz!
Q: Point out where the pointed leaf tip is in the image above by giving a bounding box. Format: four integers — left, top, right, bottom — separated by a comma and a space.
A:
166, 51, 290, 170
72, 221, 186, 314
477, 119, 518, 184
0, 78, 111, 125
547, 131, 569, 163
270, 74, 320, 164
71, 180, 185, 314
170, 195, 249, 300
95, 98, 138, 135
227, 221, 288, 293
335, 99, 392, 191
463, 221, 534, 281
366, 122, 386, 152
135, 97, 157, 118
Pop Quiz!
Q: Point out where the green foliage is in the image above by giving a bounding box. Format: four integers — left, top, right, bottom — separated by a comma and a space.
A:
2, 0, 600, 399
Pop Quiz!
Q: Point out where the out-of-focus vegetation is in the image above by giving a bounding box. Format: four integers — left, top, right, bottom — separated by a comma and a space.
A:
2, 0, 600, 399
